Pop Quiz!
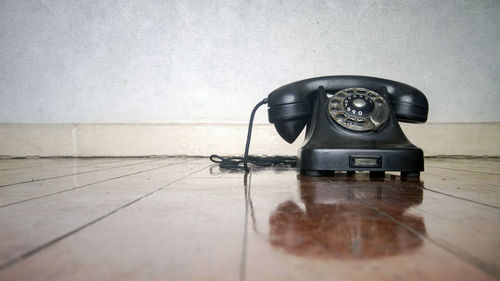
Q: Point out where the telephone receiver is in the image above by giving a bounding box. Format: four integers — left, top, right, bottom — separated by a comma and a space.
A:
267, 76, 429, 177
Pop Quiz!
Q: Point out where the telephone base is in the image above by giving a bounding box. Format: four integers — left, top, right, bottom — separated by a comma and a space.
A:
298, 147, 423, 177
300, 170, 420, 178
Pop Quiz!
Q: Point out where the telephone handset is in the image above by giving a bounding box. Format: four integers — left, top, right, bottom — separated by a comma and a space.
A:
267, 76, 428, 177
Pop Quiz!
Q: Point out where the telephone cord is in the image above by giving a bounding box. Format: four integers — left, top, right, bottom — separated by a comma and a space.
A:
210, 98, 297, 171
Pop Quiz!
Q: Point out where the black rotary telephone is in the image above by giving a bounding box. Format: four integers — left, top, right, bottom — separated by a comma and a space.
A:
267, 76, 428, 177
210, 75, 428, 177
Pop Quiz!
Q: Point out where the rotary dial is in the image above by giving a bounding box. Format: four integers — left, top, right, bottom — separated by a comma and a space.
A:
328, 88, 390, 132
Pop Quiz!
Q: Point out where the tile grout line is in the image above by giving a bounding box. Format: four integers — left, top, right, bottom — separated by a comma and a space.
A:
0, 160, 194, 209
362, 202, 499, 280
424, 174, 500, 188
239, 170, 252, 281
0, 158, 165, 188
0, 163, 212, 272
0, 158, 129, 174
422, 186, 500, 210
426, 165, 500, 176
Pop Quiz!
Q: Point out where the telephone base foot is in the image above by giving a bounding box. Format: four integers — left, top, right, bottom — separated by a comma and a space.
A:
301, 170, 340, 177
401, 171, 420, 178
369, 171, 385, 178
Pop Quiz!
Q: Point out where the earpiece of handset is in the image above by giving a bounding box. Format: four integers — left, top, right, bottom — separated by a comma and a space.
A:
267, 91, 313, 143
389, 87, 429, 123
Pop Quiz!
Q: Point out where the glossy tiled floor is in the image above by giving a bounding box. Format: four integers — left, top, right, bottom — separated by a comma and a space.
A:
0, 157, 499, 281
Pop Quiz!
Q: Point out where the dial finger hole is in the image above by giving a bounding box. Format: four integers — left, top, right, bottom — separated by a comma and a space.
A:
330, 98, 342, 106
335, 114, 346, 122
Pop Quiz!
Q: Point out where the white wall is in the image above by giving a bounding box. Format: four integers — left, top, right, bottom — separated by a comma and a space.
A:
1, 0, 499, 124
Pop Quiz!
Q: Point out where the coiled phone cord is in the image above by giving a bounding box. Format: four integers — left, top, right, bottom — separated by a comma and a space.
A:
210, 98, 297, 172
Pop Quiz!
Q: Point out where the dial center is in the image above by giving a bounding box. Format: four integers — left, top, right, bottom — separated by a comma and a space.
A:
353, 98, 366, 108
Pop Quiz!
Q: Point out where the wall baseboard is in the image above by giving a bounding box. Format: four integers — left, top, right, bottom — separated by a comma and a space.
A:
0, 123, 499, 157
